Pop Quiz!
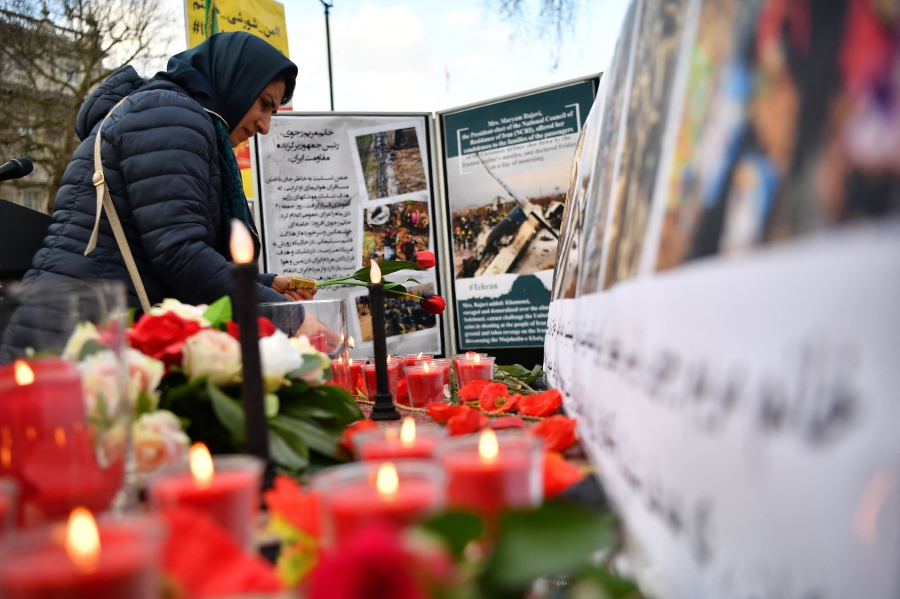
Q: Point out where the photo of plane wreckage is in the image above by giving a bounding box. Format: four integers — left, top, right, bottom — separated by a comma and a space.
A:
454, 153, 564, 279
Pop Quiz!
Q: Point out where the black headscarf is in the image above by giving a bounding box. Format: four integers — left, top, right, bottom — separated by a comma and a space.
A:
155, 31, 297, 131
152, 32, 297, 257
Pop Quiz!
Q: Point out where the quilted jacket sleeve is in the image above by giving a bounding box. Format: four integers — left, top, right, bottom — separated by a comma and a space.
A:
107, 92, 285, 305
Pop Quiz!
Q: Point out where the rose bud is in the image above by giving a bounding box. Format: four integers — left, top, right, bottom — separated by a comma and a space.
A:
413, 251, 436, 269
420, 293, 446, 315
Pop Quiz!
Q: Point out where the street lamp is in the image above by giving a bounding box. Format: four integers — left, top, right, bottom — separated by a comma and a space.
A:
319, 0, 334, 111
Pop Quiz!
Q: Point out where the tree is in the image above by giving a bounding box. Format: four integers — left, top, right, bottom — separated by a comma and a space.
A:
486, 0, 580, 44
0, 0, 170, 213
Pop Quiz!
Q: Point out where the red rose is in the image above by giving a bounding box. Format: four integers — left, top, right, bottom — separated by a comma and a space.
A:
478, 382, 520, 413
128, 311, 202, 366
529, 415, 577, 452
458, 380, 490, 402
308, 522, 451, 599
226, 317, 277, 341
339, 419, 379, 452
413, 251, 436, 269
491, 416, 526, 430
263, 474, 320, 538
426, 402, 464, 424
519, 389, 563, 417
419, 294, 446, 315
544, 451, 585, 498
447, 406, 484, 436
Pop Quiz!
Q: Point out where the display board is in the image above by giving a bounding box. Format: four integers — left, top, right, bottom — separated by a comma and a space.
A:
256, 114, 444, 359
440, 79, 596, 350
545, 0, 900, 597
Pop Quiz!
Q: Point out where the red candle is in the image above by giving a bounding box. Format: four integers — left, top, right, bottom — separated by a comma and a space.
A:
0, 359, 123, 525
0, 479, 16, 535
0, 509, 163, 599
416, 358, 451, 386
332, 357, 352, 394
405, 363, 445, 407
437, 431, 542, 522
355, 418, 445, 460
402, 353, 433, 378
147, 446, 262, 550
315, 461, 444, 546
363, 361, 399, 401
348, 358, 366, 396
308, 332, 327, 352
454, 353, 494, 387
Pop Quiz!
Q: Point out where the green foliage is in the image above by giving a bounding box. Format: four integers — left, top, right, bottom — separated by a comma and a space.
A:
202, 296, 233, 329
135, 391, 157, 417
348, 260, 425, 283
422, 511, 485, 559
78, 339, 108, 360
493, 363, 544, 395
207, 381, 245, 443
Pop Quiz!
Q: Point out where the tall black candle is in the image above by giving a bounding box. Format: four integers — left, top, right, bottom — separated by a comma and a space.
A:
368, 261, 400, 421
229, 220, 270, 459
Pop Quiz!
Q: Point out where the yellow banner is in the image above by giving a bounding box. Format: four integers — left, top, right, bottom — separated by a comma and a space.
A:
186, 0, 289, 57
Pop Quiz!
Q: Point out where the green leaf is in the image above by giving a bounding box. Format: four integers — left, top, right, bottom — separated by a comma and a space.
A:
203, 296, 233, 329
164, 375, 207, 403
384, 286, 411, 299
283, 405, 341, 422
269, 428, 309, 472
78, 339, 108, 360
265, 393, 280, 418
207, 381, 246, 443
574, 568, 643, 599
281, 384, 363, 427
421, 511, 485, 559
481, 503, 618, 595
384, 277, 421, 290
348, 260, 425, 283
270, 415, 348, 461
135, 391, 156, 417
285, 354, 324, 379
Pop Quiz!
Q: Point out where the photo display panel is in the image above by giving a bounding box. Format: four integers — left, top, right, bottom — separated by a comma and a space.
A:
440, 80, 596, 350
256, 113, 444, 358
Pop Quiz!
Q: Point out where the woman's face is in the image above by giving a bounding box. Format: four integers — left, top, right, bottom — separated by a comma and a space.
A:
229, 79, 286, 147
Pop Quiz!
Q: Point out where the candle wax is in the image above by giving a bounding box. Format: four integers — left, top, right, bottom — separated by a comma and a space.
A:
0, 358, 123, 524
358, 436, 439, 461
363, 362, 399, 400
349, 361, 366, 396
148, 469, 258, 549
405, 368, 444, 407
0, 525, 159, 599
0, 495, 8, 534
455, 360, 493, 387
443, 454, 532, 519
325, 478, 440, 543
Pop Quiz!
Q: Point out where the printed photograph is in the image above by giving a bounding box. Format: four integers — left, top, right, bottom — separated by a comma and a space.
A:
355, 283, 438, 342
362, 200, 430, 267
355, 127, 427, 200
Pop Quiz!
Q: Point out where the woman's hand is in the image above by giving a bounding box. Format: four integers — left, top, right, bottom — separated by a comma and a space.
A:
297, 314, 342, 353
271, 275, 315, 301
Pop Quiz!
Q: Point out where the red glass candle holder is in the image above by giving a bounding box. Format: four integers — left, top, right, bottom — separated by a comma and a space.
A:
415, 358, 451, 394
436, 431, 542, 521
0, 514, 164, 599
405, 364, 445, 407
0, 478, 17, 535
354, 421, 446, 460
348, 358, 367, 396
362, 362, 400, 401
331, 357, 352, 394
146, 455, 263, 550
314, 460, 445, 546
402, 353, 433, 377
453, 354, 494, 387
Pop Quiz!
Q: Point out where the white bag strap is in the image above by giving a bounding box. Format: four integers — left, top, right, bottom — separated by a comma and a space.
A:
84, 97, 152, 313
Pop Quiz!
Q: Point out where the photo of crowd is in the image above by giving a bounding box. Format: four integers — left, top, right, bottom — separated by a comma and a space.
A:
355, 127, 428, 200
355, 283, 438, 342
361, 200, 431, 267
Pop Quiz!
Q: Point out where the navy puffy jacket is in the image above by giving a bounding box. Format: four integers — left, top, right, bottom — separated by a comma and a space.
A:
24, 65, 286, 309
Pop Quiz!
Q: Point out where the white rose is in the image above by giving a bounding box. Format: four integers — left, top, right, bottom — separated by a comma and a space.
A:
133, 410, 190, 474
288, 335, 331, 386
63, 322, 101, 361
77, 350, 123, 419
182, 329, 242, 386
125, 348, 164, 408
260, 330, 303, 391
150, 299, 210, 326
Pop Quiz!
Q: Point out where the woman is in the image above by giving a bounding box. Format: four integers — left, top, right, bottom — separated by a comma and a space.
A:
23, 32, 309, 308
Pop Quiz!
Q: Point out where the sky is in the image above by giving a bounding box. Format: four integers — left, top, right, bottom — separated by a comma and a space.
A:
153, 0, 631, 113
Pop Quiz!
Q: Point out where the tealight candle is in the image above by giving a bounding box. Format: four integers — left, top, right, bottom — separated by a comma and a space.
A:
348, 358, 367, 396
405, 362, 445, 407
454, 353, 494, 387
355, 418, 445, 460
363, 361, 399, 401
415, 358, 451, 392
0, 478, 16, 535
402, 353, 433, 378
315, 460, 444, 546
436, 430, 542, 522
0, 508, 163, 599
147, 444, 263, 549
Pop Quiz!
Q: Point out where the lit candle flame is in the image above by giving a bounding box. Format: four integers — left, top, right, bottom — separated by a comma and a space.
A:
229, 219, 254, 264
349, 336, 356, 349
65, 507, 100, 573
400, 418, 416, 447
417, 352, 423, 359
190, 443, 214, 489
376, 462, 399, 498
479, 429, 499, 462
14, 361, 34, 386
423, 361, 430, 373
473, 354, 481, 364
370, 261, 382, 284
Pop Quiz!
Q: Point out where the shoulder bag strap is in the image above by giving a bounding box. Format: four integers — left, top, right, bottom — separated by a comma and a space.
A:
84, 97, 152, 313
